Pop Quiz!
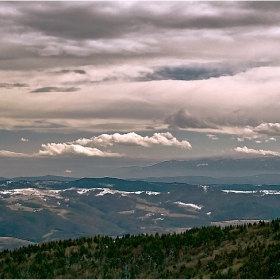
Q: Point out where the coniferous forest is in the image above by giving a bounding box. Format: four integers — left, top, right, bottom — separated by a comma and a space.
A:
1, 220, 280, 278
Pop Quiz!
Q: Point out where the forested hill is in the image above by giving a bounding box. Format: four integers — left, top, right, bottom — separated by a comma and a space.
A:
1, 220, 280, 278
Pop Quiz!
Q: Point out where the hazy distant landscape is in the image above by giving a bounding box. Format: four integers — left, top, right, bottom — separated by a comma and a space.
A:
1, 156, 280, 252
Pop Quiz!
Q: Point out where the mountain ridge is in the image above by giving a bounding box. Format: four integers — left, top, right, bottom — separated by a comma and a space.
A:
1, 156, 280, 181
120, 156, 280, 178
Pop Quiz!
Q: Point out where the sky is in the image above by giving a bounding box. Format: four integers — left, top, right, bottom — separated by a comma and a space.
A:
1, 1, 280, 178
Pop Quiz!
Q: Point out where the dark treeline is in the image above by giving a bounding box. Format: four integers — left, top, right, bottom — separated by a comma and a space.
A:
1, 219, 280, 278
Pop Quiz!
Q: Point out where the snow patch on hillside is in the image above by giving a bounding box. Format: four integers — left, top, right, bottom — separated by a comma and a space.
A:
0, 186, 161, 199
0, 188, 62, 199
222, 190, 257, 194
95, 188, 160, 196
174, 202, 202, 210
199, 185, 209, 192
260, 190, 280, 195
222, 190, 280, 196
99, 183, 115, 187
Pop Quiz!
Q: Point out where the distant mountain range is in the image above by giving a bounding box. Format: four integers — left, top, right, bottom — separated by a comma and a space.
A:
1, 176, 280, 251
119, 156, 280, 179
3, 175, 79, 182
1, 156, 280, 251
2, 156, 280, 183
143, 174, 280, 185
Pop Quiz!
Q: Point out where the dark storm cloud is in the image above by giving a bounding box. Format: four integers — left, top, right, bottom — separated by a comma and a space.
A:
165, 109, 218, 129
165, 109, 264, 130
0, 83, 28, 88
240, 1, 280, 12
0, 2, 279, 72
6, 2, 137, 40
4, 2, 280, 42
31, 87, 80, 93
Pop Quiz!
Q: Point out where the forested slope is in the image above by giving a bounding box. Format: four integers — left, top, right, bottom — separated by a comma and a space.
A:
1, 220, 280, 278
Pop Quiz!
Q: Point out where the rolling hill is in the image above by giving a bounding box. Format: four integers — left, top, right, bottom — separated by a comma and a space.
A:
1, 219, 280, 278
1, 177, 280, 251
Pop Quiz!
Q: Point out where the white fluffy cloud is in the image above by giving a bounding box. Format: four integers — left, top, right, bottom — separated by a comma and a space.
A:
235, 146, 280, 156
74, 132, 192, 149
38, 143, 122, 157
207, 134, 218, 141
265, 137, 276, 143
0, 144, 122, 158
0, 132, 191, 159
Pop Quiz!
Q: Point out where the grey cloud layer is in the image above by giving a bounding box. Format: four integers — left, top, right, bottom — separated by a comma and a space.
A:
54, 70, 86, 75
0, 83, 28, 88
0, 1, 280, 159
31, 87, 80, 93
1, 2, 280, 68
165, 109, 218, 129
164, 107, 274, 132
6, 2, 280, 41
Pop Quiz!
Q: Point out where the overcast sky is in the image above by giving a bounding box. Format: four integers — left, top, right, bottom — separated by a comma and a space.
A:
1, 1, 280, 177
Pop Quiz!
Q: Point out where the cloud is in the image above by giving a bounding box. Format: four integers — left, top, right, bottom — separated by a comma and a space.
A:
38, 143, 122, 157
31, 87, 80, 93
207, 134, 218, 140
1, 1, 278, 66
146, 126, 156, 130
20, 138, 29, 142
165, 109, 218, 129
236, 123, 280, 142
74, 132, 192, 149
56, 69, 86, 75
235, 146, 280, 156
0, 150, 29, 158
253, 123, 280, 136
0, 83, 28, 88
0, 131, 191, 160
265, 137, 277, 143
1, 2, 280, 139
64, 169, 72, 173
236, 127, 258, 141
7, 2, 279, 42
0, 1, 279, 69
0, 144, 123, 158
